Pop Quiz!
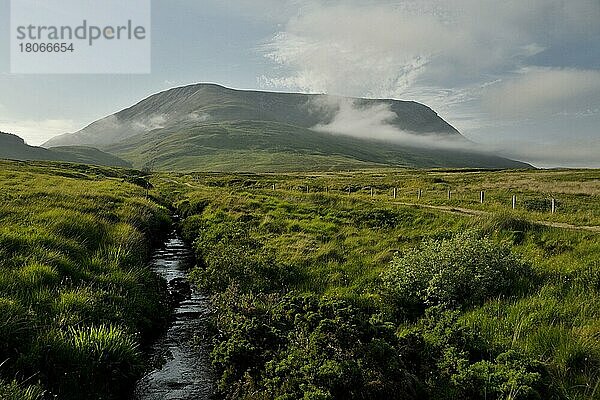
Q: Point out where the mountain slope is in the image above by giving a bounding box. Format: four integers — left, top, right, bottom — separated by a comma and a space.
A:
105, 120, 527, 172
43, 84, 531, 171
49, 146, 132, 167
0, 132, 131, 167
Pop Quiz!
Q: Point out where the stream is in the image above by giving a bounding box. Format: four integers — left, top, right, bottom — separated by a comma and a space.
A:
132, 230, 215, 400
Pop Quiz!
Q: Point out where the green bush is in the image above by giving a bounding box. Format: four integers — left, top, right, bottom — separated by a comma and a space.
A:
397, 308, 550, 400
382, 232, 532, 318
451, 351, 545, 400
212, 292, 419, 400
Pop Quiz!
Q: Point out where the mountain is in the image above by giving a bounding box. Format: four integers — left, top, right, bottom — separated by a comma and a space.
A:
0, 132, 131, 167
47, 146, 133, 168
43, 84, 531, 171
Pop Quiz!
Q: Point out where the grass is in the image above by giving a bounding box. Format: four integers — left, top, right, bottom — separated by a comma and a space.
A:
2, 159, 599, 399
158, 167, 600, 399
0, 160, 171, 400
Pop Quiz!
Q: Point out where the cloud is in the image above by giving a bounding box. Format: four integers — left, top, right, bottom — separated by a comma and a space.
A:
187, 112, 211, 122
0, 119, 79, 146
259, 1, 600, 99
496, 139, 600, 168
260, 3, 448, 97
256, 0, 600, 168
259, 0, 600, 114
482, 68, 600, 118
310, 96, 482, 151
132, 114, 169, 131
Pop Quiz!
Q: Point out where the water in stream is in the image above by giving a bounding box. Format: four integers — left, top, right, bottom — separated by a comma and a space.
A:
132, 230, 214, 400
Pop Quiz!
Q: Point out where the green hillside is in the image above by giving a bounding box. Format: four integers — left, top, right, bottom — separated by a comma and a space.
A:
0, 132, 131, 167
42, 84, 530, 171
106, 120, 530, 171
49, 146, 132, 168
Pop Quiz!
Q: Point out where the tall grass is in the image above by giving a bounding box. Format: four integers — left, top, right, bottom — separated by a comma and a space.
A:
0, 379, 45, 400
165, 169, 600, 399
0, 160, 171, 399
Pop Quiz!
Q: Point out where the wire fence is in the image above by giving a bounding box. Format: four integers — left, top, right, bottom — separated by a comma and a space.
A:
263, 183, 562, 214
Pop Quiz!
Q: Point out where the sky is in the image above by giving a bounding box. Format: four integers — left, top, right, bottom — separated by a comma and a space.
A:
0, 0, 599, 168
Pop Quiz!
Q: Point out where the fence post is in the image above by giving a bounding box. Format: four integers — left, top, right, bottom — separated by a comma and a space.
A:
512, 195, 517, 210
370, 187, 374, 197
393, 188, 397, 199
448, 190, 452, 200
272, 183, 276, 191
551, 198, 556, 214
480, 191, 485, 204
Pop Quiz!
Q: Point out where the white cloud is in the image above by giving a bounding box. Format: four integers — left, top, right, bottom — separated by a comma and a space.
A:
0, 119, 79, 146
497, 139, 600, 168
259, 1, 600, 101
259, 1, 594, 98
481, 68, 600, 118
260, 3, 449, 97
132, 114, 169, 131
311, 96, 481, 151
256, 0, 600, 168
187, 112, 210, 122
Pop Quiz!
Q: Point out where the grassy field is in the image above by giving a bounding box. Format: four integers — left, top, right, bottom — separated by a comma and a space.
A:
0, 160, 170, 399
1, 161, 599, 399
156, 168, 600, 399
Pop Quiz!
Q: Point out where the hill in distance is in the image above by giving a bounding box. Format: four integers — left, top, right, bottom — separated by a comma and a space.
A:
44, 84, 531, 171
0, 132, 132, 168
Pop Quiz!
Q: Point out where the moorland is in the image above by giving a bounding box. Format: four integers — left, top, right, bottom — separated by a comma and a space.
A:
1, 160, 599, 400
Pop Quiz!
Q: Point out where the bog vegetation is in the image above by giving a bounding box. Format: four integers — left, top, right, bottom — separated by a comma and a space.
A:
165, 168, 600, 400
0, 161, 170, 399
1, 161, 599, 400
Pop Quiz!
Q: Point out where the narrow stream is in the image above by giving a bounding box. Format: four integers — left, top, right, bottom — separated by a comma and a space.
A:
132, 230, 215, 400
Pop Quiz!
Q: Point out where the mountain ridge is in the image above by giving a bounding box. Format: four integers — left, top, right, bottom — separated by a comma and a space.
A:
0, 131, 132, 167
41, 83, 531, 171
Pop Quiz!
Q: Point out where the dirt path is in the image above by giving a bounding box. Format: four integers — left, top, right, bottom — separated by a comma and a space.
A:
158, 178, 600, 233
392, 201, 600, 233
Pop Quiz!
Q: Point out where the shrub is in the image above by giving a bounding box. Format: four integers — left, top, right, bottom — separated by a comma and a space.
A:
190, 218, 293, 292
382, 232, 532, 318
396, 308, 550, 400
212, 292, 420, 400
